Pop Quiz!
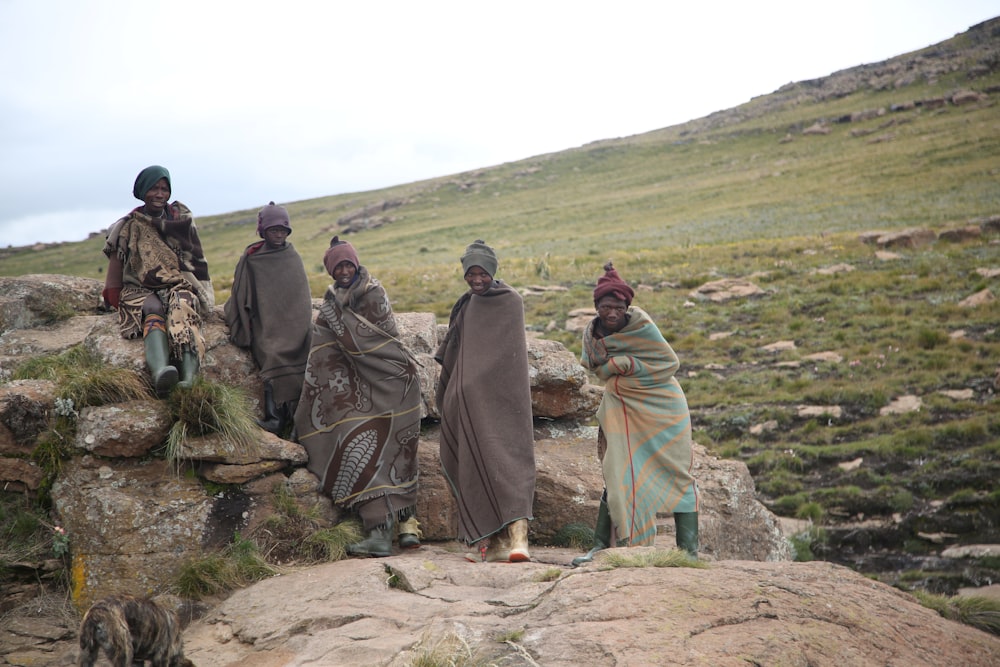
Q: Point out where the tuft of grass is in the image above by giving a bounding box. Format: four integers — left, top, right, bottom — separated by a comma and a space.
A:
174, 533, 277, 599
912, 591, 1000, 636
164, 378, 258, 464
533, 568, 563, 583
247, 485, 359, 564
0, 495, 51, 568
12, 346, 148, 497
13, 345, 148, 408
30, 416, 77, 498
551, 522, 594, 550
600, 549, 708, 570
789, 526, 827, 562
494, 628, 525, 643
408, 632, 485, 667
300, 523, 361, 563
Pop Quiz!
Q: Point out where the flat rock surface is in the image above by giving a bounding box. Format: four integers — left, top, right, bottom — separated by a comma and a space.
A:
173, 543, 999, 667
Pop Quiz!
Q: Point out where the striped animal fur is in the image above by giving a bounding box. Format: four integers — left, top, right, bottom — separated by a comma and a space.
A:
77, 594, 194, 667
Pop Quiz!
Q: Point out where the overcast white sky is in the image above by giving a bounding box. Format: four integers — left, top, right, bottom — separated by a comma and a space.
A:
1, 1, 996, 248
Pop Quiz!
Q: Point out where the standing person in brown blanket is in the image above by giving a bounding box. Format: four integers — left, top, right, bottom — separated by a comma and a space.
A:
102, 165, 214, 398
435, 239, 536, 562
294, 236, 423, 556
224, 202, 313, 435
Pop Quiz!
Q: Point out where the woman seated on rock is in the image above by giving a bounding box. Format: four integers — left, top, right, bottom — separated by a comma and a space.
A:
102, 165, 213, 398
573, 261, 699, 566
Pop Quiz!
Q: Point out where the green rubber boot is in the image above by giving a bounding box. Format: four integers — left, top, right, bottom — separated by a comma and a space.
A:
674, 511, 699, 558
347, 520, 393, 558
144, 328, 178, 398
176, 345, 199, 389
572, 494, 612, 567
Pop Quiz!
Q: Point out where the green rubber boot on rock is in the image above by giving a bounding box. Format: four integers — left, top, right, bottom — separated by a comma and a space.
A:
176, 345, 199, 389
347, 521, 393, 558
572, 495, 611, 567
674, 511, 699, 558
144, 328, 178, 398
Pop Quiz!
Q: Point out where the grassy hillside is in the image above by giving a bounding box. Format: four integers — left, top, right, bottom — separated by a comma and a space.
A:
3, 18, 1000, 590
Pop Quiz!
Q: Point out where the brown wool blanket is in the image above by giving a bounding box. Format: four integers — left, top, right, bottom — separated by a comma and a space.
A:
294, 267, 421, 530
435, 281, 536, 544
224, 241, 313, 405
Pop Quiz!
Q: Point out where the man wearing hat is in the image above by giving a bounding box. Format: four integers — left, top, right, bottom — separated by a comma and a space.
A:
572, 261, 700, 566
434, 240, 536, 563
224, 201, 313, 434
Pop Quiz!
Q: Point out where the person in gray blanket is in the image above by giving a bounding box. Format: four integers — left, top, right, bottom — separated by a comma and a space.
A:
224, 201, 313, 435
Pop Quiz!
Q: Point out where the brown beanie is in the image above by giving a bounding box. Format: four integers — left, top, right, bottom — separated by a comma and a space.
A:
460, 239, 498, 277
593, 261, 634, 305
257, 201, 291, 237
323, 235, 360, 276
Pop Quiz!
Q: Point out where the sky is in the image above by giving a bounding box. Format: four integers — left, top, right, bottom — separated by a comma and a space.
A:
1, 1, 997, 248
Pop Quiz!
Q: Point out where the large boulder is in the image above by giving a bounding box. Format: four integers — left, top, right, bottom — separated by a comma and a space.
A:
0, 274, 102, 336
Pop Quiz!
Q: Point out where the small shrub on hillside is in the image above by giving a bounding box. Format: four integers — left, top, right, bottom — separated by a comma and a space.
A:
789, 526, 827, 562
770, 492, 810, 515
915, 328, 950, 350
889, 488, 916, 513
756, 469, 804, 498
795, 502, 824, 522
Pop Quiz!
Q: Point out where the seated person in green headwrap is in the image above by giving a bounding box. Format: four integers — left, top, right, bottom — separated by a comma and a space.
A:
102, 165, 214, 398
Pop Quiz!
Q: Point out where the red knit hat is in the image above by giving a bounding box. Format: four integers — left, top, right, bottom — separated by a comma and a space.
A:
323, 235, 360, 276
593, 261, 634, 306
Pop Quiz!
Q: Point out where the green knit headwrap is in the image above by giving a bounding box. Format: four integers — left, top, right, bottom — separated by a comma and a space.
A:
133, 165, 171, 201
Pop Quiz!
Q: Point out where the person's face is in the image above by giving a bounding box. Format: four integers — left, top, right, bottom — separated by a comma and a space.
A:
263, 226, 289, 249
464, 266, 492, 295
332, 260, 357, 287
142, 178, 170, 215
596, 295, 628, 333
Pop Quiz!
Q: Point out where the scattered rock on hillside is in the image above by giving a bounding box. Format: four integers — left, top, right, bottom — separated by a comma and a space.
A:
959, 288, 995, 308
689, 278, 765, 303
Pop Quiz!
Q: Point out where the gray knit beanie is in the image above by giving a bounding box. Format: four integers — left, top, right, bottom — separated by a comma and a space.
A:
460, 239, 498, 277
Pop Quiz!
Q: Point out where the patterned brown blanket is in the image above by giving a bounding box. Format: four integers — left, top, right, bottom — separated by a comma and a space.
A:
104, 202, 211, 358
294, 267, 421, 530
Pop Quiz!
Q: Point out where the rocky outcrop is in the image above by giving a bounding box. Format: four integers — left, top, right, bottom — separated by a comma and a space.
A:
0, 274, 791, 613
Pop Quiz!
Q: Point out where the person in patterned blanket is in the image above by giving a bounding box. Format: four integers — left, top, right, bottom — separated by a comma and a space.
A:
294, 236, 423, 556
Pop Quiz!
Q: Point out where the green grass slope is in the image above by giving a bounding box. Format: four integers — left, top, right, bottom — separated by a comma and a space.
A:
3, 18, 1000, 591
